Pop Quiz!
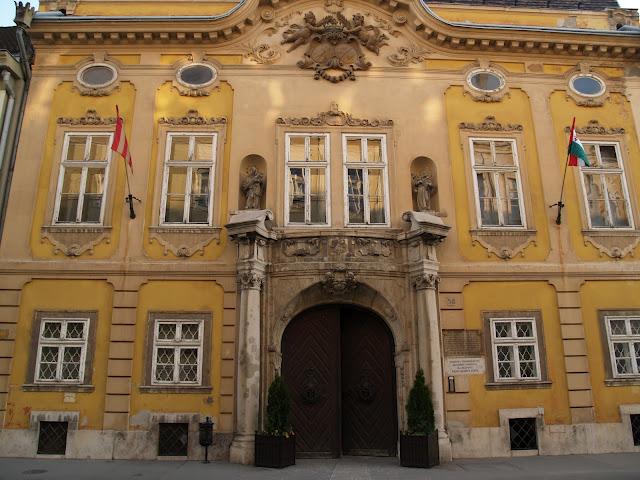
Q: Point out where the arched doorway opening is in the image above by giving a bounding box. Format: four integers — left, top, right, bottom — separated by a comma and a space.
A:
281, 305, 397, 458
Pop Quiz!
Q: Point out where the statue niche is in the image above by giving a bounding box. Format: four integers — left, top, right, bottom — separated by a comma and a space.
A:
239, 155, 267, 210
410, 157, 438, 213
281, 11, 388, 83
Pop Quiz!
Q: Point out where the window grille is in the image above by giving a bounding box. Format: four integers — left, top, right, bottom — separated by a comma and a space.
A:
160, 133, 216, 225
37, 421, 68, 455
54, 133, 113, 224
152, 320, 203, 385
605, 316, 640, 377
578, 142, 633, 229
35, 318, 89, 383
470, 138, 525, 228
631, 414, 640, 446
490, 318, 541, 381
509, 418, 537, 450
158, 423, 189, 456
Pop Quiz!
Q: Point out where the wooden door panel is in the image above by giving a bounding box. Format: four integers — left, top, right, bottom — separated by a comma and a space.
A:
281, 307, 340, 457
341, 308, 397, 456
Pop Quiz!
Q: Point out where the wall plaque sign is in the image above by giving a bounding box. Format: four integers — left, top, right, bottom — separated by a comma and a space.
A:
446, 357, 485, 375
442, 330, 483, 357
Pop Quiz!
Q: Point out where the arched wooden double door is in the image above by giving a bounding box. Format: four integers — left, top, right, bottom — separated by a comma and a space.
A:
281, 305, 397, 458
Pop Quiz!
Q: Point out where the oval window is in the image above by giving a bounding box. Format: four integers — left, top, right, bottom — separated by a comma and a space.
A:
178, 64, 217, 87
78, 64, 117, 88
468, 70, 504, 92
570, 75, 605, 97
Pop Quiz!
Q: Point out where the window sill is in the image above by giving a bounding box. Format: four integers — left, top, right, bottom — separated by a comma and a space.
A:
604, 378, 640, 387
22, 384, 95, 393
470, 228, 536, 235
42, 225, 112, 234
139, 385, 213, 394
485, 380, 551, 390
150, 226, 221, 235
582, 229, 640, 236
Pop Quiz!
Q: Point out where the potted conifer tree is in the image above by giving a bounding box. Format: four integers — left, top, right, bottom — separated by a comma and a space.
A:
400, 368, 439, 468
254, 374, 295, 468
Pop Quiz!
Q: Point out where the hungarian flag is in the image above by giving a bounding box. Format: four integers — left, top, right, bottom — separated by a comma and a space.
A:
111, 105, 133, 171
567, 118, 590, 167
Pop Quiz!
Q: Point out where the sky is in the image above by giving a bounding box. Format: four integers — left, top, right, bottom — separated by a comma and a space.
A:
0, 0, 639, 26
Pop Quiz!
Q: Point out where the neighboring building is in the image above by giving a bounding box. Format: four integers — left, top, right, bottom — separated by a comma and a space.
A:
0, 5, 34, 241
0, 0, 639, 463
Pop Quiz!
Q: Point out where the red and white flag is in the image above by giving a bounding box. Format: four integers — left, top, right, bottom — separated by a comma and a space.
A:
111, 105, 132, 171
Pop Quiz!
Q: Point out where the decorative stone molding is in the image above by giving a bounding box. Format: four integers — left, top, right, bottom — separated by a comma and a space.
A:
582, 231, 640, 259
324, 0, 344, 14
413, 273, 439, 290
243, 42, 281, 64
260, 6, 276, 22
281, 11, 387, 82
40, 225, 111, 257
470, 229, 537, 260
74, 62, 120, 97
238, 271, 264, 290
148, 226, 221, 257
386, 45, 428, 67
564, 119, 625, 136
321, 266, 358, 295
226, 209, 275, 241
57, 109, 116, 126
282, 238, 321, 257
463, 67, 509, 103
159, 109, 227, 126
277, 102, 393, 127
329, 237, 348, 256
14, 1, 36, 28
392, 10, 408, 25
458, 116, 522, 132
356, 238, 391, 257
401, 211, 450, 245
172, 61, 220, 97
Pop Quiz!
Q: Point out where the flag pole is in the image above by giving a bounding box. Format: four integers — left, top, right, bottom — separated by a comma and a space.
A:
113, 105, 137, 219
124, 163, 136, 220
551, 117, 575, 225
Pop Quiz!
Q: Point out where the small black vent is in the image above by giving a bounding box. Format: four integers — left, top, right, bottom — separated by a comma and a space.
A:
631, 414, 640, 446
158, 423, 189, 456
509, 417, 537, 450
37, 421, 68, 455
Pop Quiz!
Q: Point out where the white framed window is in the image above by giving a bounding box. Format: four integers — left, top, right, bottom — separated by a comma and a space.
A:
578, 142, 633, 229
470, 138, 525, 228
160, 133, 217, 225
490, 318, 541, 381
284, 133, 330, 226
35, 318, 89, 383
605, 315, 640, 377
152, 320, 204, 385
53, 133, 113, 224
343, 134, 389, 226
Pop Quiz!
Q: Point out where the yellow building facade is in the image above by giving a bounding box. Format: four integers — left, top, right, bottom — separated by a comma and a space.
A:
0, 0, 639, 463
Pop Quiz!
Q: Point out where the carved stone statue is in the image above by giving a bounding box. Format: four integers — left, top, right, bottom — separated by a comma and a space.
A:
241, 166, 265, 210
412, 173, 436, 212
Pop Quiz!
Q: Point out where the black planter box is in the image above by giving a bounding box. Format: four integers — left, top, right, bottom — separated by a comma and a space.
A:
254, 433, 296, 468
400, 430, 439, 468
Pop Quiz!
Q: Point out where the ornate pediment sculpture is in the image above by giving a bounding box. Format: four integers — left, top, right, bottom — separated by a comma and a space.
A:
281, 11, 388, 82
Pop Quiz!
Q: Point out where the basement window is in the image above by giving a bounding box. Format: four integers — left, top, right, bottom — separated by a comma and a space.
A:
158, 423, 189, 456
37, 421, 69, 455
631, 414, 640, 446
509, 417, 538, 450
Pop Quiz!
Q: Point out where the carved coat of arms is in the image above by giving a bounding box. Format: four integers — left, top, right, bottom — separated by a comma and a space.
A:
281, 11, 388, 82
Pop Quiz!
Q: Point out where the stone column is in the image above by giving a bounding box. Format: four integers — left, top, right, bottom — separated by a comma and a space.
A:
413, 272, 452, 462
229, 269, 264, 465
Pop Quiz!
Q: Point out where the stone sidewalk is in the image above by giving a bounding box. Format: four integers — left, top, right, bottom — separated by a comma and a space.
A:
1, 453, 639, 479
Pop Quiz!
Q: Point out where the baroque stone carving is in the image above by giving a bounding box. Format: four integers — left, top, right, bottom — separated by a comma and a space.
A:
583, 232, 640, 260
329, 237, 348, 256
413, 273, 439, 290
563, 120, 625, 136
240, 166, 265, 210
387, 45, 428, 67
281, 11, 388, 82
412, 173, 436, 212
324, 0, 344, 14
277, 102, 393, 127
238, 271, 264, 290
159, 110, 227, 125
283, 238, 321, 257
57, 109, 116, 126
40, 226, 111, 257
470, 229, 537, 260
148, 227, 221, 257
392, 10, 408, 25
356, 238, 391, 257
244, 42, 281, 64
321, 266, 358, 295
459, 116, 523, 132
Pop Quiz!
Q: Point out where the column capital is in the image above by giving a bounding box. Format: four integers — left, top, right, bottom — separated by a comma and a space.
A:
413, 273, 439, 291
237, 271, 264, 290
